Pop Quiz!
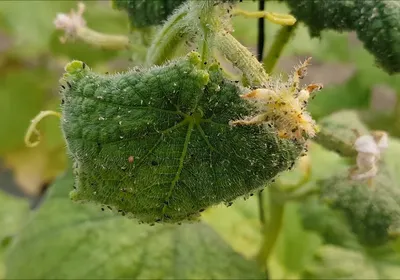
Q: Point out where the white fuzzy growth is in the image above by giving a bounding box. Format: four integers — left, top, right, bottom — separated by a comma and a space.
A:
351, 131, 389, 181
354, 135, 380, 154
377, 133, 389, 151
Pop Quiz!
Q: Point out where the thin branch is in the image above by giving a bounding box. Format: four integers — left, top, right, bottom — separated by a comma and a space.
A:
263, 23, 297, 74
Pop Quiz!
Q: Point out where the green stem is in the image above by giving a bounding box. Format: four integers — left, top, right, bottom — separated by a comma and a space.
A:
214, 31, 269, 87
263, 23, 297, 73
146, 4, 190, 66
75, 27, 131, 50
313, 132, 358, 158
196, 0, 215, 68
258, 192, 266, 232
285, 184, 319, 201
257, 186, 285, 270
200, 32, 209, 68
393, 91, 400, 132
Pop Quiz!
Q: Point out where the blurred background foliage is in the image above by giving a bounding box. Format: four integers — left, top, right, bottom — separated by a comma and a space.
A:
0, 0, 400, 279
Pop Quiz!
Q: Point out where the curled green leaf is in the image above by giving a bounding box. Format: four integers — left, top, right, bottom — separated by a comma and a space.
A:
112, 0, 237, 28
60, 52, 303, 224
284, 0, 400, 74
112, 0, 186, 28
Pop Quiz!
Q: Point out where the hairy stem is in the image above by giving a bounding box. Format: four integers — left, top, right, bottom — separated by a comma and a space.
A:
263, 23, 297, 73
215, 31, 269, 86
146, 3, 190, 66
196, 1, 215, 67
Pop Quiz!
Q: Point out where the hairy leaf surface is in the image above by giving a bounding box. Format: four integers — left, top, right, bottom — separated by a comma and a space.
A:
60, 52, 302, 223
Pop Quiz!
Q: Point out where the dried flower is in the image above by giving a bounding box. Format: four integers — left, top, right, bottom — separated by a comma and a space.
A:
54, 2, 86, 43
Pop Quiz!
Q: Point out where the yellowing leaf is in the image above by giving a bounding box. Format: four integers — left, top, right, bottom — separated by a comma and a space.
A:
202, 197, 262, 258
4, 143, 67, 196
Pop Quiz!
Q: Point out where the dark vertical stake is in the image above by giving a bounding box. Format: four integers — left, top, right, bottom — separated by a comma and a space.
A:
257, 0, 266, 229
257, 1, 269, 278
257, 0, 266, 61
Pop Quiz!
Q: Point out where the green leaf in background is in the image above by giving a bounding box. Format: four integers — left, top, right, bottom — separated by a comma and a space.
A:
384, 137, 400, 185
0, 67, 54, 154
202, 196, 262, 258
320, 165, 400, 247
314, 110, 369, 157
271, 202, 322, 279
0, 190, 29, 279
0, 192, 28, 245
303, 245, 400, 279
300, 197, 360, 249
4, 170, 263, 279
284, 0, 400, 74
0, 1, 74, 59
0, 65, 67, 196
308, 76, 371, 121
112, 0, 186, 28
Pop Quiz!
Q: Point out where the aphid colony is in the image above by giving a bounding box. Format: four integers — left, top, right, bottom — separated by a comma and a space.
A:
230, 58, 322, 142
